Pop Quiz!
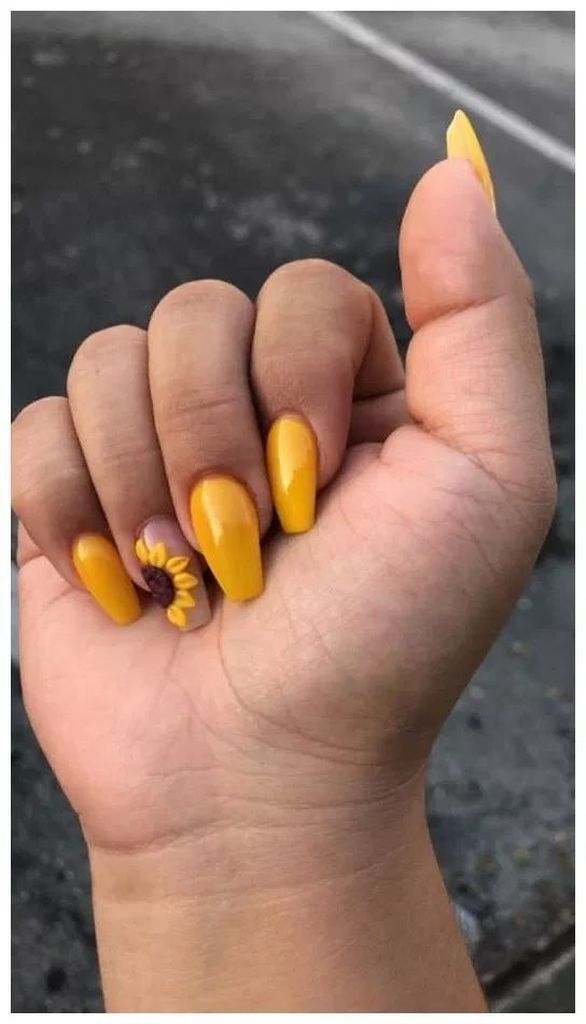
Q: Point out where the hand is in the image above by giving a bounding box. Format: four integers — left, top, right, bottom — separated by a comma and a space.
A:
12, 159, 555, 1011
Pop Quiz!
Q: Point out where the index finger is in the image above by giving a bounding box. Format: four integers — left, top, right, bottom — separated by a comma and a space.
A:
253, 259, 405, 533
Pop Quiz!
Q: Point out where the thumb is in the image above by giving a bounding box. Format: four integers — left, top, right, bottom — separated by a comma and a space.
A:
397, 156, 555, 516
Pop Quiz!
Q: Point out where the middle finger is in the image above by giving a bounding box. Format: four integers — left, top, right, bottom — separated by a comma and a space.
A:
148, 280, 270, 602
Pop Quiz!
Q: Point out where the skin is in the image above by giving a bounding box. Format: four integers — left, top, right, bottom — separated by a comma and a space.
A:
11, 161, 556, 1011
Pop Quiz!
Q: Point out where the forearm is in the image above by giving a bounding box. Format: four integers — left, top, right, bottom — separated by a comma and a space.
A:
89, 793, 486, 1012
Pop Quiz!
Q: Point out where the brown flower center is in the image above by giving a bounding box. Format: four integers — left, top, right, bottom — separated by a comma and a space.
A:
142, 565, 175, 608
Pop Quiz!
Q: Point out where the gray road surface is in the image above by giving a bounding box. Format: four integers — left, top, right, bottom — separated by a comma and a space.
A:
12, 11, 574, 1012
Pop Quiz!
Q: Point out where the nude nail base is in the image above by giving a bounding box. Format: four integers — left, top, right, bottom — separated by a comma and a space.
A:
136, 517, 211, 630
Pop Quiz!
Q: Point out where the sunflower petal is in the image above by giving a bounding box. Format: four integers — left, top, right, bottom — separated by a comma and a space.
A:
166, 604, 187, 628
166, 555, 190, 575
135, 537, 149, 565
173, 572, 198, 590
174, 590, 196, 608
149, 542, 168, 568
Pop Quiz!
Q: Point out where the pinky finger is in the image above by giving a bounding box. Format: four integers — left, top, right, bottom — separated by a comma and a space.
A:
11, 396, 141, 626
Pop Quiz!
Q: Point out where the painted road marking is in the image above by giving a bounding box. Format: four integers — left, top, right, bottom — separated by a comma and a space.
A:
311, 11, 575, 173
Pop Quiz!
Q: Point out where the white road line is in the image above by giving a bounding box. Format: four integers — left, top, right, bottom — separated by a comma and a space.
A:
311, 11, 575, 173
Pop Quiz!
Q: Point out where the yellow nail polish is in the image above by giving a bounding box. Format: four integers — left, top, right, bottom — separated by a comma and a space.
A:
446, 109, 496, 212
72, 534, 141, 625
189, 476, 263, 602
266, 415, 317, 534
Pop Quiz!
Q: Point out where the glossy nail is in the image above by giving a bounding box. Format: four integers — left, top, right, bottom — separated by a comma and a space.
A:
266, 415, 317, 534
446, 109, 496, 212
189, 476, 263, 602
135, 517, 210, 630
72, 534, 141, 626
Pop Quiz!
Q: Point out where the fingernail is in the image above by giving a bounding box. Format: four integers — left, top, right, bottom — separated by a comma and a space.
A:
189, 476, 263, 602
266, 415, 317, 534
446, 109, 496, 212
72, 534, 141, 626
135, 518, 211, 631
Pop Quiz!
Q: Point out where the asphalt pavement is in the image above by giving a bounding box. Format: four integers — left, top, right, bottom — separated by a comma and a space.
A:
11, 11, 574, 1012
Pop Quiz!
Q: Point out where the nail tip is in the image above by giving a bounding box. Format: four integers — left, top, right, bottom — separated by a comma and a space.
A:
445, 108, 496, 210
106, 593, 142, 626
224, 579, 264, 602
177, 617, 212, 632
117, 611, 142, 627
278, 503, 316, 534
189, 475, 263, 606
281, 519, 314, 535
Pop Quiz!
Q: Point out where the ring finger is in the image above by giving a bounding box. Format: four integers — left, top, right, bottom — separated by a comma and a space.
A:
67, 325, 210, 631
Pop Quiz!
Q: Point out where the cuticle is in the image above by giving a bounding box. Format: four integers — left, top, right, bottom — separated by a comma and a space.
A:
134, 513, 177, 540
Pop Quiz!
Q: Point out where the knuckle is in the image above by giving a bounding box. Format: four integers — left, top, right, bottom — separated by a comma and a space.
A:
90, 435, 161, 477
10, 468, 28, 517
150, 280, 252, 331
12, 452, 80, 520
12, 397, 72, 514
156, 385, 242, 437
68, 325, 145, 388
261, 257, 348, 293
272, 257, 340, 278
256, 343, 353, 396
259, 260, 370, 324
12, 395, 68, 439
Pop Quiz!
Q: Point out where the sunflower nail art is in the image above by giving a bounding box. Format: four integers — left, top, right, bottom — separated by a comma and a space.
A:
134, 518, 210, 631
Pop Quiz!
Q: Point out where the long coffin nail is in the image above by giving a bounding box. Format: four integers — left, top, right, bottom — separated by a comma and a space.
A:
446, 109, 496, 212
189, 476, 263, 602
266, 415, 317, 534
135, 518, 211, 631
72, 534, 141, 626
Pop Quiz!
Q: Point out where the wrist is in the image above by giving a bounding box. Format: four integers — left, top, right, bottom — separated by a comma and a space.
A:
90, 779, 425, 1011
89, 768, 426, 901
88, 780, 484, 1011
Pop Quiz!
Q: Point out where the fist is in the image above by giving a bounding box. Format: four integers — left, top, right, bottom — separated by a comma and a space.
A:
12, 161, 555, 853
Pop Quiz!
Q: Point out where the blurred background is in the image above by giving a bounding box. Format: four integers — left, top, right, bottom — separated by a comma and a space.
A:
12, 11, 574, 1012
